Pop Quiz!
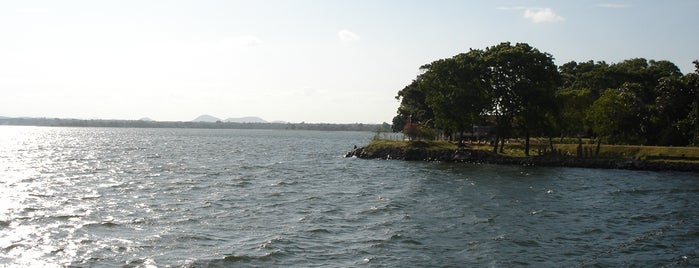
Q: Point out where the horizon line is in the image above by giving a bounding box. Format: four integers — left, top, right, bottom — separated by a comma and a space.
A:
0, 115, 390, 125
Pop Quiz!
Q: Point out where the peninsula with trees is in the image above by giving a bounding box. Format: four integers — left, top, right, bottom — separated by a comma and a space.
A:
348, 42, 699, 172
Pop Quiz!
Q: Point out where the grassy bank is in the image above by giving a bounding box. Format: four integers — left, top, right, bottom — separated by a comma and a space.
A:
363, 139, 699, 163
363, 140, 457, 155
554, 144, 699, 163
348, 140, 699, 172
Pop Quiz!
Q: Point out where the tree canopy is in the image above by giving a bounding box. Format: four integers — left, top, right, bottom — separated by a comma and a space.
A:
393, 42, 699, 150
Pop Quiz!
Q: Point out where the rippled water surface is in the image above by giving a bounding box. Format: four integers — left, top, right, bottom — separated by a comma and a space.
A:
1, 126, 697, 267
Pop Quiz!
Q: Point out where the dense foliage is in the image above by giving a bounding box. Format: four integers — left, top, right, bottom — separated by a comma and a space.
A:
393, 42, 699, 153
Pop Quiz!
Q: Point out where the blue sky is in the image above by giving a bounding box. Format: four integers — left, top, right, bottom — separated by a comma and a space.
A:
1, 0, 697, 123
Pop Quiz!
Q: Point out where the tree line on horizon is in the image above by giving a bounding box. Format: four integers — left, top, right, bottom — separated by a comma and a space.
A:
0, 117, 392, 132
392, 42, 699, 156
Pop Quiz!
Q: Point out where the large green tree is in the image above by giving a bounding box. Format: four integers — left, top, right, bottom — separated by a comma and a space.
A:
559, 60, 613, 97
650, 76, 693, 145
419, 50, 490, 144
554, 88, 596, 137
587, 84, 645, 144
391, 43, 697, 149
556, 60, 612, 138
679, 60, 699, 145
484, 42, 561, 156
559, 58, 691, 145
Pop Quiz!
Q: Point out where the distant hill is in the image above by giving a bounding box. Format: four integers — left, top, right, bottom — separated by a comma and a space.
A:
224, 116, 267, 123
139, 117, 154, 121
192, 114, 221, 122
192, 115, 268, 123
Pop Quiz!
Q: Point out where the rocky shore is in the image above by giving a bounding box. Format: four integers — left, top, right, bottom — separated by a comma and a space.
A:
345, 146, 699, 173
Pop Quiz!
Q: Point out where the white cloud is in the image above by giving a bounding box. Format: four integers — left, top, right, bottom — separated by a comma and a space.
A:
523, 8, 565, 23
337, 29, 360, 41
596, 3, 633, 8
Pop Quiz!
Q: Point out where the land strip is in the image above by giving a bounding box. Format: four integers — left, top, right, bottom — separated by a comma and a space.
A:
346, 140, 699, 172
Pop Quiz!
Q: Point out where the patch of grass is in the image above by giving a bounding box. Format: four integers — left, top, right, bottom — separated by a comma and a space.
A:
364, 140, 457, 154
363, 140, 407, 155
470, 144, 528, 157
554, 144, 699, 162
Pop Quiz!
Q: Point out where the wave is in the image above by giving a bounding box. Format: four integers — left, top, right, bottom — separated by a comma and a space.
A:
359, 204, 400, 215
173, 234, 227, 243
389, 234, 423, 245
306, 228, 332, 234
272, 180, 299, 186
610, 188, 665, 195
669, 188, 699, 194
51, 214, 84, 221
226, 251, 285, 261
512, 239, 540, 247
192, 250, 289, 267
83, 221, 120, 228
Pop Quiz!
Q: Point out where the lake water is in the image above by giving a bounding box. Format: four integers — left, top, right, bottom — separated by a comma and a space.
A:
1, 126, 697, 267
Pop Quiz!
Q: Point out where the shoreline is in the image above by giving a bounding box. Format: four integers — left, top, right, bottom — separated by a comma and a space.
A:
345, 146, 699, 173
0, 117, 389, 132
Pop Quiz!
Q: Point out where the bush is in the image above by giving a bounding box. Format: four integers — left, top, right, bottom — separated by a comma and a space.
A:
403, 122, 435, 141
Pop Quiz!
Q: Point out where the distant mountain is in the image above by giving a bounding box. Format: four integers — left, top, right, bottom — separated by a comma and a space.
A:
139, 117, 154, 121
192, 114, 221, 122
224, 116, 267, 123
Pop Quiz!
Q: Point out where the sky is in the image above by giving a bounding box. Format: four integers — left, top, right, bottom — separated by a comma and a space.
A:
1, 0, 697, 123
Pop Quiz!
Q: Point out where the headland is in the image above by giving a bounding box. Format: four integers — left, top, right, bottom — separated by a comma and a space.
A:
346, 140, 699, 173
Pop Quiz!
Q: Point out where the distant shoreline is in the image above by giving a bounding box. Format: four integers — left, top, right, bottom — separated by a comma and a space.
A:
0, 117, 390, 132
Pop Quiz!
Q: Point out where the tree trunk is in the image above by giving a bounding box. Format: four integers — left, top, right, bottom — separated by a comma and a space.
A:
524, 132, 531, 156
493, 135, 499, 153
499, 137, 505, 153
595, 138, 602, 156
548, 137, 555, 154
576, 137, 583, 158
